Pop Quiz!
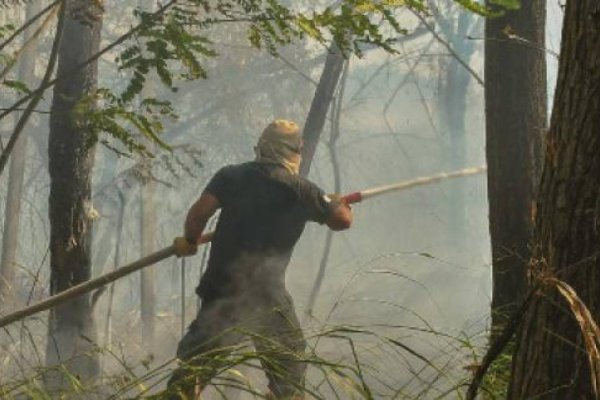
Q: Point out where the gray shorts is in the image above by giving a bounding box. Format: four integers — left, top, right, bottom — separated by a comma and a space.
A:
169, 290, 307, 398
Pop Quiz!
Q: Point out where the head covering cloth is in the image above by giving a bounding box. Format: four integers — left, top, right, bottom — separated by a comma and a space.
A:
255, 120, 303, 175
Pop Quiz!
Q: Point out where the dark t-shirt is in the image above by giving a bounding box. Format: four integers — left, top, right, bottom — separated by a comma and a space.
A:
196, 162, 332, 300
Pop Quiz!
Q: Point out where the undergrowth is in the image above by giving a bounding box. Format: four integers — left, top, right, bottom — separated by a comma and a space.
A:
478, 338, 513, 399
0, 321, 507, 400
0, 252, 506, 399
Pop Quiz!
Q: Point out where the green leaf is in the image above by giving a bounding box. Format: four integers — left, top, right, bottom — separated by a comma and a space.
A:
296, 15, 322, 40
491, 0, 521, 10
452, 0, 494, 15
3, 79, 31, 95
155, 59, 173, 88
248, 25, 262, 48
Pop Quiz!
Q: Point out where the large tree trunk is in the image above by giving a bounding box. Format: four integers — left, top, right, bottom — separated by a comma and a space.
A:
508, 2, 600, 398
45, 0, 103, 388
0, 2, 39, 305
485, 1, 546, 330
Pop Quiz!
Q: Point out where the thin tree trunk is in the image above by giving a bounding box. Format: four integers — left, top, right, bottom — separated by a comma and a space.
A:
0, 2, 39, 305
140, 171, 156, 347
299, 45, 346, 177
104, 190, 126, 352
298, 43, 345, 319
435, 10, 479, 249
485, 0, 546, 331
508, 2, 600, 398
138, 0, 157, 348
305, 61, 348, 316
45, 0, 103, 389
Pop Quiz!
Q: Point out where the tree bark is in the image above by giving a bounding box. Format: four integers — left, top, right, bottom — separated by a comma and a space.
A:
45, 0, 102, 388
440, 12, 477, 147
485, 0, 546, 330
140, 171, 156, 347
139, 0, 157, 347
508, 2, 600, 398
305, 61, 348, 315
0, 2, 39, 305
299, 45, 345, 177
434, 9, 479, 249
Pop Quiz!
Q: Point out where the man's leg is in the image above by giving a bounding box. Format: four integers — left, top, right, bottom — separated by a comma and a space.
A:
251, 292, 307, 399
166, 320, 219, 399
166, 297, 243, 399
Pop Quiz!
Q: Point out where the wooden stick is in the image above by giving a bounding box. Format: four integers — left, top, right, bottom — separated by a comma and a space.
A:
0, 246, 175, 329
0, 232, 213, 329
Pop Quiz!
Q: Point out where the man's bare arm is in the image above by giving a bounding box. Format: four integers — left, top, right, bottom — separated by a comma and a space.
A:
184, 192, 221, 244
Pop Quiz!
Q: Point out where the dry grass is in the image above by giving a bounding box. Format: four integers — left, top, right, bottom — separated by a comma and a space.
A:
547, 278, 600, 398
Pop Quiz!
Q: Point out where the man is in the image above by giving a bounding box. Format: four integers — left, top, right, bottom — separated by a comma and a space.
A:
169, 119, 353, 399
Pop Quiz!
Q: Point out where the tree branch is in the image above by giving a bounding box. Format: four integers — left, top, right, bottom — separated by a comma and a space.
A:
411, 11, 484, 86
0, 0, 60, 52
0, 1, 65, 176
0, 0, 178, 123
0, 1, 179, 176
0, 2, 59, 82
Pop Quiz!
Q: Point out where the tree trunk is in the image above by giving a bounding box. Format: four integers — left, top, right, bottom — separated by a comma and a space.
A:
440, 12, 475, 147
140, 172, 156, 347
485, 0, 547, 331
0, 2, 39, 305
45, 0, 102, 388
299, 45, 345, 177
435, 10, 478, 249
442, 50, 470, 246
508, 2, 600, 398
138, 0, 157, 350
305, 61, 348, 315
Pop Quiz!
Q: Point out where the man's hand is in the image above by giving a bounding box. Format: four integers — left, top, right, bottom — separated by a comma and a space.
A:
325, 193, 352, 231
173, 237, 198, 257
327, 193, 351, 208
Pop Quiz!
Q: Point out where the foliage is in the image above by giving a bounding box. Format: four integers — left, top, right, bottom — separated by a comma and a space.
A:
97, 143, 204, 192
75, 88, 177, 156
103, 0, 515, 157
0, 323, 481, 399
101, 0, 412, 156
0, 1, 28, 8
441, 0, 520, 17
490, 0, 520, 10
2, 78, 31, 95
0, 22, 15, 66
0, 22, 15, 38
0, 0, 509, 158
479, 339, 513, 399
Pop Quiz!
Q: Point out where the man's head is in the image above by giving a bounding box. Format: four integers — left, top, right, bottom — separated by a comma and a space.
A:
255, 119, 303, 174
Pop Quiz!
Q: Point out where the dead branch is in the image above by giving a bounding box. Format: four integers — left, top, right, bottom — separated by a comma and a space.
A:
411, 10, 483, 86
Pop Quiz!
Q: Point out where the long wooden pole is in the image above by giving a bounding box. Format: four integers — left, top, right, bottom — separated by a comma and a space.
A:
0, 167, 484, 329
0, 233, 213, 329
0, 246, 174, 329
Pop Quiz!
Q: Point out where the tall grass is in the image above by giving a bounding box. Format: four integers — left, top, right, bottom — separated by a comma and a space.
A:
0, 252, 507, 399
0, 319, 507, 400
